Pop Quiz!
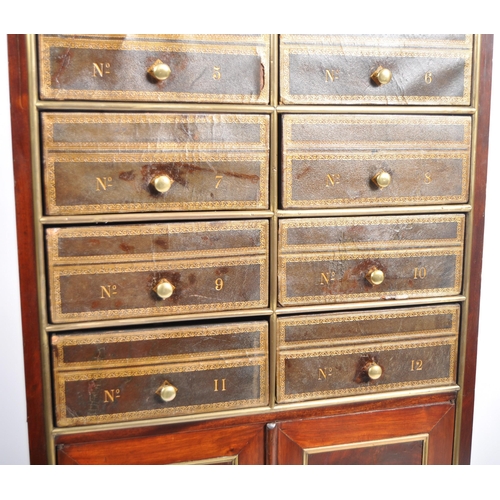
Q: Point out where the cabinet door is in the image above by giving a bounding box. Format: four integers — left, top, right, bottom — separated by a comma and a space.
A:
269, 402, 454, 465
57, 424, 264, 465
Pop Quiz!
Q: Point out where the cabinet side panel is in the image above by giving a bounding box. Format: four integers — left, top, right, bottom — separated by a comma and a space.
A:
8, 34, 48, 465
458, 34, 494, 464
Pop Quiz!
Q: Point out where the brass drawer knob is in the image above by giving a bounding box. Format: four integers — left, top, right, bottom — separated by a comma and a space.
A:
367, 363, 383, 380
371, 66, 392, 85
154, 279, 175, 299
152, 175, 174, 193
372, 171, 392, 189
156, 381, 178, 402
366, 268, 385, 286
148, 59, 171, 81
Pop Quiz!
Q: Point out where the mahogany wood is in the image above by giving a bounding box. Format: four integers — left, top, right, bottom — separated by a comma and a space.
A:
458, 34, 494, 464
8, 34, 47, 465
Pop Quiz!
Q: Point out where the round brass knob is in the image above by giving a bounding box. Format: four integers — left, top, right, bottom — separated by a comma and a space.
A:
147, 59, 171, 81
152, 175, 174, 193
367, 363, 383, 380
372, 171, 392, 189
157, 381, 178, 402
366, 268, 385, 286
371, 66, 392, 85
154, 280, 175, 300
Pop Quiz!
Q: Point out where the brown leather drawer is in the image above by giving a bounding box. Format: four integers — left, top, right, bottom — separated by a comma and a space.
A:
42, 112, 269, 215
52, 321, 268, 426
47, 220, 268, 323
277, 305, 459, 403
280, 34, 472, 105
278, 215, 464, 306
281, 114, 470, 209
38, 35, 270, 103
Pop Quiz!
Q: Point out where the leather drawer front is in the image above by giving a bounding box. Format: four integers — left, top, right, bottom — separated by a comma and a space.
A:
38, 35, 270, 103
47, 220, 269, 323
281, 115, 470, 209
42, 113, 269, 215
277, 305, 459, 403
280, 34, 472, 105
278, 215, 464, 306
52, 320, 268, 427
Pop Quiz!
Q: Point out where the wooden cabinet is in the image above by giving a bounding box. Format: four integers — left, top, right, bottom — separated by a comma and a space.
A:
8, 34, 493, 465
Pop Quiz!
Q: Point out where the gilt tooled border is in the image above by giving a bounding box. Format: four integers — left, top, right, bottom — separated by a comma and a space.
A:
283, 116, 471, 150
55, 357, 268, 427
280, 47, 471, 105
280, 215, 465, 253
278, 249, 463, 305
280, 34, 473, 49
45, 152, 269, 215
47, 220, 269, 265
283, 153, 469, 208
55, 35, 270, 44
40, 37, 270, 103
277, 305, 460, 347
43, 114, 270, 151
277, 339, 457, 403
51, 256, 268, 323
53, 322, 268, 370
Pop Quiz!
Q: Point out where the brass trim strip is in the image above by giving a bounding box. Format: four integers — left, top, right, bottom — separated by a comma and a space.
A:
51, 385, 459, 437
277, 105, 476, 115
26, 34, 56, 465
40, 210, 274, 225
45, 308, 274, 333
453, 34, 482, 465
171, 455, 238, 465
277, 205, 472, 218
36, 100, 275, 114
276, 295, 466, 316
303, 433, 430, 465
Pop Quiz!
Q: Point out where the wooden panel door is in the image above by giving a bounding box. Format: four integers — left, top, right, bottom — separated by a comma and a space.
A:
57, 423, 265, 465
269, 401, 455, 465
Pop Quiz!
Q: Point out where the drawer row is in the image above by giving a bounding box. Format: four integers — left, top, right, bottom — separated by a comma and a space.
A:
42, 113, 471, 215
46, 215, 464, 323
52, 304, 459, 427
39, 34, 472, 105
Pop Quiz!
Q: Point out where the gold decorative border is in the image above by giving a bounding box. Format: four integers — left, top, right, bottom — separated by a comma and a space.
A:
51, 256, 269, 323
55, 356, 268, 427
43, 113, 270, 152
60, 35, 269, 44
53, 321, 268, 370
280, 46, 471, 105
44, 152, 269, 215
277, 338, 457, 403
280, 215, 465, 253
283, 152, 469, 208
281, 34, 473, 49
47, 220, 269, 265
39, 36, 270, 103
279, 248, 463, 305
303, 433, 430, 465
277, 305, 460, 348
283, 115, 471, 150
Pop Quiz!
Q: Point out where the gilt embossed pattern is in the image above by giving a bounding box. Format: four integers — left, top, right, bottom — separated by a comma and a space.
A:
39, 35, 270, 103
280, 35, 472, 105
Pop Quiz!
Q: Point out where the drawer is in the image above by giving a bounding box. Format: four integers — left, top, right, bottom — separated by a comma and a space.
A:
47, 220, 268, 323
281, 115, 470, 209
52, 321, 268, 426
280, 34, 472, 105
277, 305, 459, 403
42, 113, 269, 215
278, 215, 464, 306
39, 35, 270, 103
